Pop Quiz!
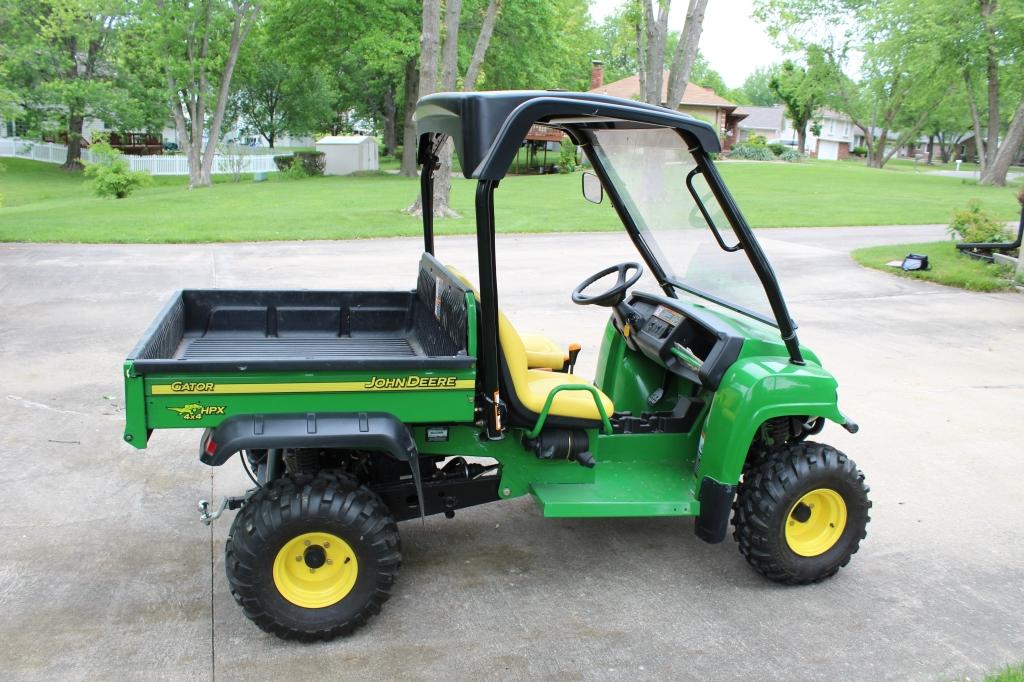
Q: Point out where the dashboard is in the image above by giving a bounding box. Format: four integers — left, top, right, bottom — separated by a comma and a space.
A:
619, 292, 744, 391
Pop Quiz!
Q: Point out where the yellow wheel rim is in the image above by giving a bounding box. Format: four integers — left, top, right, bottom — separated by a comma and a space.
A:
272, 532, 358, 609
784, 488, 847, 557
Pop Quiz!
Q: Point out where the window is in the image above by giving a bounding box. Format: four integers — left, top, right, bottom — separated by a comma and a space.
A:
828, 119, 835, 134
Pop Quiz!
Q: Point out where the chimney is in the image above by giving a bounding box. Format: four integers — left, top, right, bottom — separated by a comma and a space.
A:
590, 60, 604, 91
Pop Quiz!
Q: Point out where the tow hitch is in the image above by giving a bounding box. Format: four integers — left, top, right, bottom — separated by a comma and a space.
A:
198, 496, 246, 525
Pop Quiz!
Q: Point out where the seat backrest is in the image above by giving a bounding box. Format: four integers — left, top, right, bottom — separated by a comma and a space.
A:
445, 265, 530, 388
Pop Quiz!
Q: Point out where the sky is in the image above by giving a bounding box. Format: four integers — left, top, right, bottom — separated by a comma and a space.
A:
588, 0, 786, 89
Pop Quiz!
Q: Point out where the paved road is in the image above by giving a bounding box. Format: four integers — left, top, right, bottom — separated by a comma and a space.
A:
1, 226, 1022, 681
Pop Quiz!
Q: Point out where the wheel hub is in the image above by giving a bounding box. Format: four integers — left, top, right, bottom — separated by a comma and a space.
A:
273, 531, 358, 608
303, 544, 327, 569
784, 488, 847, 557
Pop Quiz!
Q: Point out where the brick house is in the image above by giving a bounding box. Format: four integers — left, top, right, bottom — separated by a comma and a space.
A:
588, 61, 746, 148
737, 105, 854, 160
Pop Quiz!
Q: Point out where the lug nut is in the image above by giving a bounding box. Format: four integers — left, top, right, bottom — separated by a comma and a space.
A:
326, 559, 333, 565
295, 556, 302, 561
304, 540, 311, 546
323, 542, 330, 548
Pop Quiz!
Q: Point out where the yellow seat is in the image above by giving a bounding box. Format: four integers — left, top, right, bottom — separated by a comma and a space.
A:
447, 265, 614, 422
518, 332, 567, 370
445, 266, 568, 370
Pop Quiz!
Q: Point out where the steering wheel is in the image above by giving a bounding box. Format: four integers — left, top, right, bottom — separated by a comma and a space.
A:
571, 262, 644, 307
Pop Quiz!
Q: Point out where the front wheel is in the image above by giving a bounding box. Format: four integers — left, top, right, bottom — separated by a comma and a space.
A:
733, 441, 870, 584
225, 473, 401, 641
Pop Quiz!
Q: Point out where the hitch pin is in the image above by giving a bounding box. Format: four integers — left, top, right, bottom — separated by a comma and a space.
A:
198, 496, 245, 525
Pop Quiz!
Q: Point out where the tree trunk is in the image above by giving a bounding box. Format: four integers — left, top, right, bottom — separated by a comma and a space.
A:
641, 0, 671, 105
427, 0, 462, 218
981, 0, 999, 167
926, 134, 934, 164
440, 0, 461, 91
404, 0, 442, 214
62, 113, 85, 170
980, 97, 1024, 186
406, 0, 500, 217
665, 0, 707, 111
634, 14, 645, 100
382, 84, 397, 157
797, 124, 807, 154
197, 3, 254, 188
464, 0, 501, 91
400, 57, 419, 177
964, 69, 987, 170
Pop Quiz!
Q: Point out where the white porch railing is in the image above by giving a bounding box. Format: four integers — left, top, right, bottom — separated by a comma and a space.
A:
0, 137, 283, 175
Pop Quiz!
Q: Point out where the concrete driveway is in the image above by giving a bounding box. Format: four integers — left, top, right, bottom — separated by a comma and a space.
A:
1, 226, 1022, 681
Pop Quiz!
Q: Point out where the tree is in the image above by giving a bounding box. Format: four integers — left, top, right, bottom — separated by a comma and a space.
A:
267, 0, 420, 170
665, 0, 708, 110
1, 0, 160, 169
134, 0, 261, 188
639, 0, 670, 105
757, 0, 958, 168
732, 66, 781, 106
934, 0, 1024, 186
769, 49, 833, 153
231, 29, 335, 148
407, 0, 503, 218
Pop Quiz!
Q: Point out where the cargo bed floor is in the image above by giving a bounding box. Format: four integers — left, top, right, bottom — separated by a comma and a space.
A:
176, 337, 418, 360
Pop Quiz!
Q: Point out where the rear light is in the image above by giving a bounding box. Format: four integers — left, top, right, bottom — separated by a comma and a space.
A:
205, 437, 218, 456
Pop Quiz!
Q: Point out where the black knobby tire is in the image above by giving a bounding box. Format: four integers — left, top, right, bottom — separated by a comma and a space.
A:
733, 441, 871, 585
225, 472, 401, 641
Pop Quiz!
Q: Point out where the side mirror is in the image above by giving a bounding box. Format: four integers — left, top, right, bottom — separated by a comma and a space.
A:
582, 171, 603, 204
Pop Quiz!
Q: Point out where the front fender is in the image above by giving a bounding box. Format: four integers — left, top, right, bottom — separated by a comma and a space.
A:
697, 357, 848, 486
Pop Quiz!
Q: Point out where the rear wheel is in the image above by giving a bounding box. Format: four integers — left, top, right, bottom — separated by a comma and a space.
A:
225, 472, 401, 641
733, 441, 870, 584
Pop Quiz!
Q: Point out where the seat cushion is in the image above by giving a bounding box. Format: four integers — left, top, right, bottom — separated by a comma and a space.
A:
519, 333, 567, 370
445, 263, 613, 422
519, 370, 614, 421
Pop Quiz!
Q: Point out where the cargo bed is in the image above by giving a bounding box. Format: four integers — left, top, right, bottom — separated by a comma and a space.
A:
128, 288, 474, 373
122, 255, 479, 445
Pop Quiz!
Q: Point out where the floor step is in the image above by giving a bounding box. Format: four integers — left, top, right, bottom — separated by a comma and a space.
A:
531, 465, 698, 518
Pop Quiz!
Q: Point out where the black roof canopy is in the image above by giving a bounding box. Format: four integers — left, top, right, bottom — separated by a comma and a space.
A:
416, 90, 722, 180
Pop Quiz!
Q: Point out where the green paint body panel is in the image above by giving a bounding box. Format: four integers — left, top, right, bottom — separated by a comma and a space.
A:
138, 369, 476, 434
124, 286, 849, 520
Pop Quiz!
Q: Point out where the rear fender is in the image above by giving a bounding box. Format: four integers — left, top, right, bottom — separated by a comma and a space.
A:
200, 412, 417, 466
696, 357, 847, 488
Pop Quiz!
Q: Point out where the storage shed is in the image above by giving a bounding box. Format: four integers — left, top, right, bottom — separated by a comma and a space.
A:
314, 135, 379, 175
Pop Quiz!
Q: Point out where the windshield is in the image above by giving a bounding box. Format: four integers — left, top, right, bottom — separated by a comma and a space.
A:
587, 126, 775, 324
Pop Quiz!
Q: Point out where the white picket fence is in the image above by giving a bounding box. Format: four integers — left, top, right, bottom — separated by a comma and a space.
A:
0, 137, 283, 175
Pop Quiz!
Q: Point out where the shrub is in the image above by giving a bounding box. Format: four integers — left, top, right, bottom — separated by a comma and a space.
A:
768, 142, 786, 157
273, 154, 295, 171
780, 148, 807, 162
947, 200, 1012, 243
558, 139, 577, 173
729, 143, 775, 161
294, 151, 326, 176
852, 146, 868, 157
746, 133, 767, 146
83, 138, 151, 199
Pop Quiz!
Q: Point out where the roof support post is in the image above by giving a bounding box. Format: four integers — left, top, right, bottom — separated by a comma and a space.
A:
475, 179, 503, 439
420, 145, 438, 255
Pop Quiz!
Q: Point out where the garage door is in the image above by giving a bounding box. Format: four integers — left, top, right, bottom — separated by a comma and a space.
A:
818, 140, 839, 161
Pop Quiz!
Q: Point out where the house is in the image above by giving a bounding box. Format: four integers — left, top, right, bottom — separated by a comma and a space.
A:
736, 105, 786, 143
588, 61, 746, 148
814, 109, 855, 160
737, 105, 855, 160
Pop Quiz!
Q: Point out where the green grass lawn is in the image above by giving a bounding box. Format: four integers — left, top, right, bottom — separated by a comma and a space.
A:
0, 157, 1020, 243
987, 663, 1024, 682
851, 240, 1018, 292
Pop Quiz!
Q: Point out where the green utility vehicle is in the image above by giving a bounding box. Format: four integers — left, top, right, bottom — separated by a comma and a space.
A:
123, 91, 870, 641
